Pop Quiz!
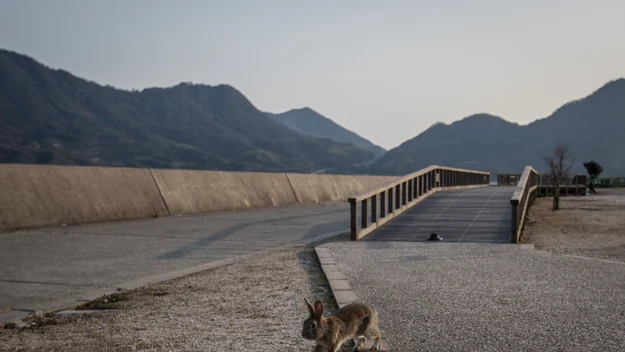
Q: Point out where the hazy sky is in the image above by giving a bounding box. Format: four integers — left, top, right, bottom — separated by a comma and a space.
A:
1, 0, 624, 150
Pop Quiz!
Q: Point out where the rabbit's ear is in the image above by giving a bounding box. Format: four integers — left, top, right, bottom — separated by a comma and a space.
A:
304, 298, 315, 316
313, 300, 324, 318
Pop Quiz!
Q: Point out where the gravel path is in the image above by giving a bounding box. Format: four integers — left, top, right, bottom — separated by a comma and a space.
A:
322, 241, 625, 351
0, 235, 354, 352
522, 189, 625, 262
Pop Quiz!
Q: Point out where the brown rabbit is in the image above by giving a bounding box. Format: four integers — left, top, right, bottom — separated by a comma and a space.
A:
302, 298, 382, 351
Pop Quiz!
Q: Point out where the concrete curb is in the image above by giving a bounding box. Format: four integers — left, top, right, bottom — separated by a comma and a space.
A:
315, 245, 392, 351
0, 230, 348, 324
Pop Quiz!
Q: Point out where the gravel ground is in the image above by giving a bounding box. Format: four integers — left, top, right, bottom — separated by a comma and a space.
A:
522, 188, 625, 262
0, 235, 354, 352
323, 241, 625, 351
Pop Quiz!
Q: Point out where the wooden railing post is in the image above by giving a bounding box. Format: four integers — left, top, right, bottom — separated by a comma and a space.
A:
429, 171, 436, 191
371, 194, 377, 224
361, 198, 368, 230
350, 199, 358, 240
395, 184, 401, 209
427, 172, 431, 191
418, 175, 423, 196
401, 182, 407, 206
511, 199, 519, 243
380, 191, 386, 218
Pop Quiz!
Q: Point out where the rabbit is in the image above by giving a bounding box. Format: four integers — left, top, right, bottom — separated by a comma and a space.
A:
302, 298, 382, 352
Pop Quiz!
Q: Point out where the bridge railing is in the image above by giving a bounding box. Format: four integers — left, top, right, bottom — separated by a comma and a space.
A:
496, 173, 522, 186
537, 174, 587, 196
348, 165, 490, 240
510, 166, 540, 243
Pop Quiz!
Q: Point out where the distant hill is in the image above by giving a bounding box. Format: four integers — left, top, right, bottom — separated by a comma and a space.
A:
369, 78, 625, 177
265, 108, 386, 158
0, 49, 374, 172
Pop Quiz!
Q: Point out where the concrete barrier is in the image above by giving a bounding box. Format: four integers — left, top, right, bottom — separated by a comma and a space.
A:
150, 169, 299, 215
0, 164, 401, 231
286, 173, 398, 204
0, 164, 169, 231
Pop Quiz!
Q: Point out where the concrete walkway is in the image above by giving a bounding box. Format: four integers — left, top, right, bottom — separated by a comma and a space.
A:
318, 241, 625, 351
362, 186, 515, 243
0, 202, 349, 322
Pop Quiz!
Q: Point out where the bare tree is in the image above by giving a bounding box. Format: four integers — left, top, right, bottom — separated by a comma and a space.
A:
543, 143, 575, 211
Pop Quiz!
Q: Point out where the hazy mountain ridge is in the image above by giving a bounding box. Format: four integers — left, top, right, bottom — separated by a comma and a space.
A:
3, 48, 623, 177
0, 48, 374, 172
370, 78, 625, 177
265, 108, 386, 158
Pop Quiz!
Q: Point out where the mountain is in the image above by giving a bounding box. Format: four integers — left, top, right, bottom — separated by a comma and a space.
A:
265, 108, 386, 158
0, 49, 374, 172
369, 78, 625, 177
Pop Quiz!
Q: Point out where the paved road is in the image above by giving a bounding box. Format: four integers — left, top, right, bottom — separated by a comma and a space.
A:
323, 241, 625, 351
363, 186, 515, 243
0, 202, 349, 322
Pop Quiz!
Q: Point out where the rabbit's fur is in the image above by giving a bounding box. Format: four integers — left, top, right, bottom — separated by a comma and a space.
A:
302, 298, 382, 351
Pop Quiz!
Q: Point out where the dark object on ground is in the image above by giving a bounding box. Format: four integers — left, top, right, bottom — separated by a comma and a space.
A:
427, 233, 443, 241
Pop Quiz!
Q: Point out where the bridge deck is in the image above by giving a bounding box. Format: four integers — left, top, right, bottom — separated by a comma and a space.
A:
362, 186, 515, 243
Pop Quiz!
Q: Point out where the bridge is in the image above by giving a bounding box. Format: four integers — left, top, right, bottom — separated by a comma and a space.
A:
348, 165, 543, 244
0, 163, 584, 323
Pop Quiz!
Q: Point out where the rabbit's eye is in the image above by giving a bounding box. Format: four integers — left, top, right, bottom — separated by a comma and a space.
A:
311, 322, 316, 328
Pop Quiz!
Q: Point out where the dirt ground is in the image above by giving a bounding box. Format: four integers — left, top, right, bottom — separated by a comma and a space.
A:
5, 191, 623, 351
0, 234, 355, 352
522, 188, 625, 263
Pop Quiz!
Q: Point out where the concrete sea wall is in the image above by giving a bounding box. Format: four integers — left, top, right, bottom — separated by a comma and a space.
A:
0, 164, 398, 231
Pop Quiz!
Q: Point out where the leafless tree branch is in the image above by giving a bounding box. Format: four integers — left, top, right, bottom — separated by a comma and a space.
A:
543, 142, 575, 211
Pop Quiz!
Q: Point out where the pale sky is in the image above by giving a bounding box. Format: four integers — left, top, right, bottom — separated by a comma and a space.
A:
1, 0, 624, 150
